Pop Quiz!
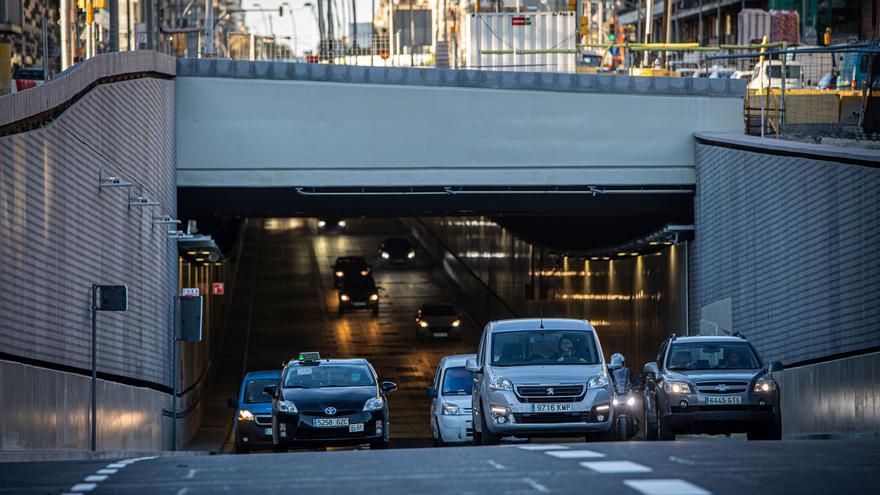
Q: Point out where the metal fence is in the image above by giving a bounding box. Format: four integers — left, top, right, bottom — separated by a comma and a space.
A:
703, 44, 880, 138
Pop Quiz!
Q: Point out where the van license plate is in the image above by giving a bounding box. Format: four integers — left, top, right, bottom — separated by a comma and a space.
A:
703, 395, 742, 405
531, 403, 573, 413
314, 418, 349, 427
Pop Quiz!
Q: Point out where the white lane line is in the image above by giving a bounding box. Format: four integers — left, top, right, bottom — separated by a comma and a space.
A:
176, 488, 190, 495
517, 444, 570, 451
545, 449, 606, 459
668, 456, 698, 466
83, 475, 108, 482
623, 479, 712, 495
70, 483, 97, 492
523, 477, 550, 493
185, 468, 198, 479
96, 469, 118, 475
580, 461, 653, 474
106, 463, 128, 469
487, 460, 510, 470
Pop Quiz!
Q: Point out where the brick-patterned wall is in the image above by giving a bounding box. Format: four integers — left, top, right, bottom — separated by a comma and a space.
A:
690, 142, 880, 365
0, 77, 176, 387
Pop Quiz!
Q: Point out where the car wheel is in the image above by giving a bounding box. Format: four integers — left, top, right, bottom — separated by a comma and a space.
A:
644, 400, 658, 441
273, 443, 288, 453
658, 414, 675, 441
480, 405, 501, 445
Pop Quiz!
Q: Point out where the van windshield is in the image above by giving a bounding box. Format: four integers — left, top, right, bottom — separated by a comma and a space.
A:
491, 330, 600, 366
768, 65, 800, 79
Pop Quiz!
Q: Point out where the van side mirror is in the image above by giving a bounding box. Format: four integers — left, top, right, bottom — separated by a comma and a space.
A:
643, 361, 659, 376
382, 381, 398, 393
465, 358, 481, 373
426, 386, 438, 398
263, 385, 277, 397
769, 361, 783, 373
227, 398, 237, 409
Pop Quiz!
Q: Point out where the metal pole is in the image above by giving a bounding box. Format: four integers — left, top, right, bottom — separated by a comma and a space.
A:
110, 0, 119, 51
663, 0, 672, 68
409, 0, 414, 66
61, 0, 71, 69
317, 0, 326, 59
643, 0, 652, 66
171, 333, 178, 451
90, 285, 98, 451
371, 0, 375, 66
41, 17, 49, 80
697, 0, 702, 46
146, 0, 154, 50
204, 0, 214, 55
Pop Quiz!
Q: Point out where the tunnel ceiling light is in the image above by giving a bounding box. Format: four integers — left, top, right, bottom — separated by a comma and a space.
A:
153, 215, 181, 225
129, 196, 159, 207
98, 171, 133, 189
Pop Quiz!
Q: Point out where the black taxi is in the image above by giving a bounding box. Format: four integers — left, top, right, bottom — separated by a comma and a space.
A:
264, 352, 397, 451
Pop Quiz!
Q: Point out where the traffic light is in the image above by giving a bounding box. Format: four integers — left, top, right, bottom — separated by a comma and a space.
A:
608, 20, 616, 42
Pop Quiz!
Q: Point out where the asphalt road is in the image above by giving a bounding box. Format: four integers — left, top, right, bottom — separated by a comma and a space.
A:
190, 217, 480, 451
3, 439, 878, 494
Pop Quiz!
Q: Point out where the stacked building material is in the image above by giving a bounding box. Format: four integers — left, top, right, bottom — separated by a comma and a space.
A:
770, 10, 800, 44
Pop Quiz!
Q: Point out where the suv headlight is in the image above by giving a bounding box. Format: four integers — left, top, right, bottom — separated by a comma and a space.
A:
335, 270, 345, 277
277, 400, 298, 413
664, 381, 693, 394
587, 373, 609, 389
238, 409, 255, 421
364, 397, 384, 411
489, 376, 513, 391
452, 320, 461, 327
370, 294, 379, 301
442, 403, 461, 415
754, 379, 776, 392
381, 251, 390, 259
407, 251, 416, 259
340, 294, 350, 301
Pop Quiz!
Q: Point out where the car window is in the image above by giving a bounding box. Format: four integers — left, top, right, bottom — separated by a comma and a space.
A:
490, 330, 599, 366
433, 364, 442, 389
441, 367, 473, 396
244, 378, 278, 403
666, 343, 761, 371
657, 341, 668, 368
283, 365, 376, 388
477, 328, 487, 365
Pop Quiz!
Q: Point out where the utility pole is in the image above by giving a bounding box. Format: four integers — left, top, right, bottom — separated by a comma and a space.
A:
643, 0, 653, 66
110, 0, 119, 51
204, 0, 214, 55
328, 0, 335, 61
146, 0, 154, 50
317, 0, 326, 59
409, 0, 415, 66
663, 0, 672, 68
41, 17, 49, 80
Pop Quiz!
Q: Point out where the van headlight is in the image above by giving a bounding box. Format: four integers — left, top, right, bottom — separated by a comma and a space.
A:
370, 294, 379, 301
335, 271, 345, 277
489, 376, 513, 391
452, 320, 461, 327
364, 397, 384, 411
277, 400, 298, 413
407, 251, 416, 259
442, 403, 461, 415
754, 379, 776, 392
238, 409, 255, 421
381, 252, 390, 259
340, 294, 350, 301
664, 381, 693, 394
587, 373, 609, 389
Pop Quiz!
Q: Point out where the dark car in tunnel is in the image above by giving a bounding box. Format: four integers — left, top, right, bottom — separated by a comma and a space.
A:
317, 217, 347, 232
265, 353, 397, 451
229, 370, 281, 453
379, 237, 416, 264
332, 256, 372, 288
338, 275, 380, 315
415, 303, 463, 341
641, 334, 783, 441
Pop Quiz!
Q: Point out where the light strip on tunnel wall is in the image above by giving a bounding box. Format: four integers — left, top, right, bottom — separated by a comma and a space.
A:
294, 186, 695, 196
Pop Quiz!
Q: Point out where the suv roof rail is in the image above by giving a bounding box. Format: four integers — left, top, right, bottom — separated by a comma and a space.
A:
733, 332, 746, 339
669, 333, 678, 341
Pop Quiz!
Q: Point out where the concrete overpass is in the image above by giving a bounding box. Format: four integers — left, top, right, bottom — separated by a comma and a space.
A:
175, 59, 745, 190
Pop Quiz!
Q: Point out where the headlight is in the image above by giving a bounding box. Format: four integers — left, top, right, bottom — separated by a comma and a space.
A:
452, 320, 461, 327
407, 251, 416, 259
664, 381, 693, 394
489, 376, 513, 391
587, 373, 609, 389
370, 294, 379, 301
277, 400, 298, 413
337, 220, 346, 227
340, 294, 350, 301
754, 379, 776, 392
419, 320, 429, 328
335, 271, 345, 277
626, 396, 636, 406
364, 396, 384, 411
441, 403, 461, 415
381, 252, 390, 259
317, 220, 326, 228
360, 270, 369, 276
238, 409, 254, 421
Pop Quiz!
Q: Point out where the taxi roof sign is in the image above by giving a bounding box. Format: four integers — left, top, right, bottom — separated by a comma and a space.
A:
298, 351, 321, 362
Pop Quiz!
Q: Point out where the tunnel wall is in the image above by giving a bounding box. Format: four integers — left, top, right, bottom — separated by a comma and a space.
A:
691, 133, 880, 438
0, 54, 186, 452
411, 218, 688, 370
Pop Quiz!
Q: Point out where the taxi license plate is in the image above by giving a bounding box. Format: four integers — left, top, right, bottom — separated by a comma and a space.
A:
531, 403, 573, 413
349, 423, 364, 433
703, 395, 742, 405
264, 428, 272, 435
314, 418, 349, 427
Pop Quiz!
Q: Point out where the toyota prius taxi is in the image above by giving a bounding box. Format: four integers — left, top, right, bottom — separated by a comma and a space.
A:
264, 352, 397, 451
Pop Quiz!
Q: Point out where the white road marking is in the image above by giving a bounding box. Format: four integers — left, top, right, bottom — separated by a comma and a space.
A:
106, 463, 127, 469
96, 469, 118, 474
487, 460, 510, 470
623, 479, 712, 495
523, 477, 550, 493
517, 444, 570, 451
580, 461, 653, 474
669, 456, 698, 466
70, 483, 97, 492
545, 449, 606, 459
185, 469, 198, 479
83, 475, 108, 482
176, 488, 190, 495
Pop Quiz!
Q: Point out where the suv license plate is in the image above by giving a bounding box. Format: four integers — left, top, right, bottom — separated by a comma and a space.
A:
531, 403, 574, 413
703, 395, 742, 405
314, 418, 350, 427
433, 332, 448, 337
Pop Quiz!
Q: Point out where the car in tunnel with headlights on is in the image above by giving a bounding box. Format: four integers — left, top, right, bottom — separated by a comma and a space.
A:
641, 334, 783, 441
264, 353, 397, 451
229, 370, 281, 453
316, 217, 347, 232
427, 354, 476, 445
331, 256, 372, 288
338, 275, 380, 315
415, 303, 463, 341
379, 237, 416, 265
466, 318, 615, 445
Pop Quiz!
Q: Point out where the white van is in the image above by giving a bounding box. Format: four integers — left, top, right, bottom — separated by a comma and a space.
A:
748, 60, 803, 90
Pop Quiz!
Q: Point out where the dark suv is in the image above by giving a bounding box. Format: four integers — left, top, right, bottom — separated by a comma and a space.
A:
642, 334, 783, 441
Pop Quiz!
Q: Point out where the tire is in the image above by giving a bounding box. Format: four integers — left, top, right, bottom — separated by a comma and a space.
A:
644, 404, 658, 441
658, 414, 675, 441
273, 443, 288, 453
480, 405, 501, 445
618, 417, 631, 442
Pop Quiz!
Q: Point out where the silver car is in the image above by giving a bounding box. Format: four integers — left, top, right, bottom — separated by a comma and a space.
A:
466, 318, 615, 445
427, 354, 476, 445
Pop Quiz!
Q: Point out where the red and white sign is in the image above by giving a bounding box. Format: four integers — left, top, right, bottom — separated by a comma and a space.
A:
182, 288, 200, 296
511, 16, 531, 26
212, 282, 225, 296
